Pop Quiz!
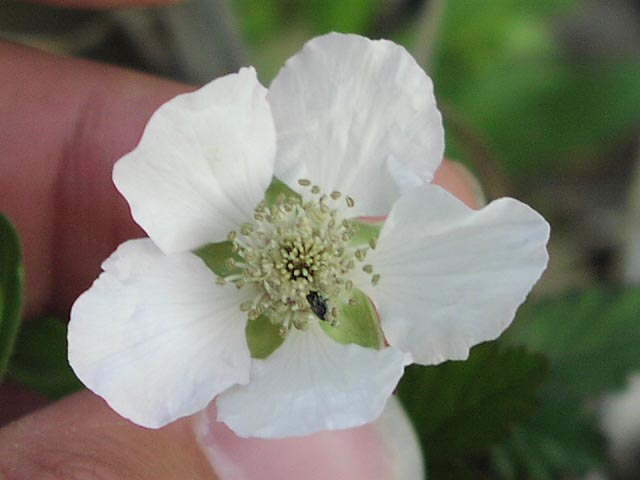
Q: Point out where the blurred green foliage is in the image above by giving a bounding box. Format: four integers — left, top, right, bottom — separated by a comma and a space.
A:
433, 0, 640, 181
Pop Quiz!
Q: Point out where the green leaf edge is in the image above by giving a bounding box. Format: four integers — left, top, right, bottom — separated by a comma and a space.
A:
8, 317, 83, 399
0, 213, 24, 380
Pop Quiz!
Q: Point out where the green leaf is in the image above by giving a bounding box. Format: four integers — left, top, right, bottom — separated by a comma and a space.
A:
8, 317, 82, 399
491, 398, 605, 480
503, 288, 640, 397
398, 343, 548, 478
194, 241, 242, 278
320, 289, 385, 349
246, 314, 285, 359
0, 213, 24, 380
492, 288, 640, 478
264, 177, 300, 207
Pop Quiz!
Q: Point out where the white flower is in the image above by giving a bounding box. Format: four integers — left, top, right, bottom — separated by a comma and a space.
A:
68, 33, 549, 439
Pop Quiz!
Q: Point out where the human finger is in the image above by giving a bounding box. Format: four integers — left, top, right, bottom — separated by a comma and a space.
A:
0, 390, 422, 479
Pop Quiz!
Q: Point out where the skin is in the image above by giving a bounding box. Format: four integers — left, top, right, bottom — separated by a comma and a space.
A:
0, 10, 481, 478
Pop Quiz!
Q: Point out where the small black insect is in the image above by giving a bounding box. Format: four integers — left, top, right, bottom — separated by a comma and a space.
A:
306, 291, 328, 321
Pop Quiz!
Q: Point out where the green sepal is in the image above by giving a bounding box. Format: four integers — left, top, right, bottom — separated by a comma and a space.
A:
246, 315, 285, 359
194, 241, 242, 277
0, 213, 24, 380
320, 289, 385, 349
194, 177, 300, 278
8, 317, 82, 399
349, 219, 383, 247
264, 177, 300, 207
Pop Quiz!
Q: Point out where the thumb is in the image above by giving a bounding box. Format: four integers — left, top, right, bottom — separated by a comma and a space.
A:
0, 391, 423, 479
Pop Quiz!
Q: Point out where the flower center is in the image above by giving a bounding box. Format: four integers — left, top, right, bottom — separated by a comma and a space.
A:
221, 181, 376, 335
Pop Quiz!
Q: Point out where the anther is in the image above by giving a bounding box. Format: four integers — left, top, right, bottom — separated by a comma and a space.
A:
311, 185, 321, 195
330, 191, 341, 200
240, 223, 253, 235
363, 264, 373, 273
227, 230, 237, 241
298, 178, 311, 187
371, 274, 381, 286
346, 196, 355, 207
369, 238, 377, 250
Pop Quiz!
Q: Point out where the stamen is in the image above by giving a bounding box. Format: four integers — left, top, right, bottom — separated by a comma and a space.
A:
224, 182, 372, 331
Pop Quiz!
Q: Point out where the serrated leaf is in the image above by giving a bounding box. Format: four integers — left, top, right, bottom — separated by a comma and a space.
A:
503, 288, 640, 397
493, 288, 639, 478
246, 314, 284, 359
320, 288, 385, 349
491, 399, 606, 480
0, 213, 24, 380
8, 317, 82, 399
398, 343, 547, 478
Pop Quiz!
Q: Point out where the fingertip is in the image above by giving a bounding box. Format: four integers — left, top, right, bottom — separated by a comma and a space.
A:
433, 160, 486, 208
194, 397, 423, 480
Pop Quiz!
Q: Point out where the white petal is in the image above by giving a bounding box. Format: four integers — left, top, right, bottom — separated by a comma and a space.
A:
68, 238, 251, 428
114, 67, 276, 254
216, 322, 408, 438
362, 185, 550, 365
268, 33, 443, 216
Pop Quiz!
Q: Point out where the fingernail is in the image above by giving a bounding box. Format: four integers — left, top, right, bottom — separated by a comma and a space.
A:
193, 397, 424, 480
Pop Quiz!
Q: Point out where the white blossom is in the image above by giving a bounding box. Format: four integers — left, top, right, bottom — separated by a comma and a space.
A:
68, 33, 549, 439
